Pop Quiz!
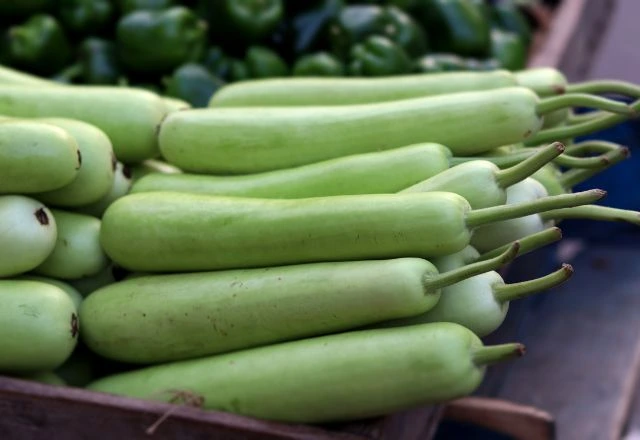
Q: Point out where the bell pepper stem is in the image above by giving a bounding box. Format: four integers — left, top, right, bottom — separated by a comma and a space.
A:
495, 142, 565, 188
493, 264, 573, 304
472, 343, 526, 367
536, 93, 634, 117
465, 189, 606, 229
478, 227, 562, 261
423, 242, 520, 291
540, 206, 640, 225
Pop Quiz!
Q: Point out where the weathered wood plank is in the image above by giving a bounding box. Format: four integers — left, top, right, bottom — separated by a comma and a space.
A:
478, 245, 640, 440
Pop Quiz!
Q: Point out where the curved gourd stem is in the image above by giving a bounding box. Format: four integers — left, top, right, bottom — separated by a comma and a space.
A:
540, 206, 640, 225
465, 189, 606, 228
495, 142, 564, 188
493, 264, 574, 303
566, 110, 605, 125
559, 147, 630, 189
535, 94, 634, 116
472, 343, 526, 367
565, 140, 626, 156
525, 98, 640, 146
565, 80, 640, 98
478, 227, 562, 261
423, 242, 520, 291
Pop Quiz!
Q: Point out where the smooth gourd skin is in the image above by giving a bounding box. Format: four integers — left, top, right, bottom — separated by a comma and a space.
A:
33, 118, 116, 207
87, 322, 486, 423
0, 85, 167, 164
0, 280, 78, 373
471, 178, 549, 252
18, 275, 83, 311
34, 210, 109, 280
100, 192, 471, 272
76, 161, 133, 218
81, 258, 442, 364
532, 163, 566, 196
131, 143, 452, 198
0, 196, 57, 277
209, 70, 518, 107
397, 272, 507, 338
130, 159, 183, 183
159, 87, 542, 174
431, 246, 481, 273
514, 67, 568, 128
0, 121, 80, 193
403, 160, 503, 209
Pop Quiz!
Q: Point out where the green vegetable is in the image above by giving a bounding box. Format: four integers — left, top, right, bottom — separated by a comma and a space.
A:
75, 162, 132, 218
77, 38, 121, 85
116, 7, 207, 74
401, 142, 564, 209
130, 159, 182, 182
68, 264, 120, 297
0, 280, 78, 373
81, 248, 515, 364
293, 52, 344, 76
209, 70, 516, 107
19, 371, 67, 386
0, 195, 57, 278
383, 5, 428, 57
0, 120, 80, 193
491, 0, 532, 47
86, 323, 524, 423
290, 0, 343, 56
162, 96, 191, 112
0, 64, 56, 86
0, 14, 71, 76
490, 29, 527, 71
117, 0, 174, 14
413, 53, 468, 73
413, 0, 491, 58
383, 264, 573, 337
34, 210, 109, 280
245, 46, 289, 78
57, 0, 113, 36
100, 190, 604, 273
348, 35, 412, 76
131, 143, 452, 198
163, 63, 225, 108
17, 275, 83, 310
328, 4, 388, 60
0, 85, 168, 164
165, 87, 629, 174
29, 118, 115, 207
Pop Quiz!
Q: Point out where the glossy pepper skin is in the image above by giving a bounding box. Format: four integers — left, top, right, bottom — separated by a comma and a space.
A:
245, 46, 289, 78
164, 63, 225, 108
383, 5, 428, 57
202, 46, 250, 82
293, 52, 344, 76
57, 0, 113, 36
117, 0, 175, 14
412, 0, 491, 58
491, 0, 532, 47
0, 14, 71, 76
116, 6, 207, 74
348, 35, 412, 76
290, 0, 343, 56
490, 28, 526, 71
202, 0, 284, 53
78, 38, 121, 84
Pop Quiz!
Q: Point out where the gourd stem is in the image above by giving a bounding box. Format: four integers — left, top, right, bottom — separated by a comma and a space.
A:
540, 206, 640, 225
560, 147, 630, 188
423, 242, 519, 291
536, 93, 633, 116
565, 140, 625, 156
495, 142, 564, 188
566, 79, 640, 98
465, 189, 606, 228
478, 227, 562, 261
472, 343, 526, 367
493, 264, 573, 303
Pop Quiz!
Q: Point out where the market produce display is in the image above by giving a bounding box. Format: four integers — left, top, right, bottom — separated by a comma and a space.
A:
1, 1, 640, 429
0, 0, 541, 107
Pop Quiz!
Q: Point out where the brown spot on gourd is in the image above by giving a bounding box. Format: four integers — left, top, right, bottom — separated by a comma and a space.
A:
70, 313, 79, 338
34, 208, 49, 225
76, 149, 82, 169
111, 152, 117, 171
122, 164, 133, 179
523, 129, 532, 138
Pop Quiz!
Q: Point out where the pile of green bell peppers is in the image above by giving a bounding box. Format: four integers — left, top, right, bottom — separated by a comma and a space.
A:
0, 0, 535, 107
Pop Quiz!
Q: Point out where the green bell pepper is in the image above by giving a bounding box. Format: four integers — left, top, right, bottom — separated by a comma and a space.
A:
202, 0, 284, 52
490, 28, 527, 71
57, 0, 113, 36
328, 5, 388, 60
78, 38, 121, 84
116, 6, 207, 74
163, 63, 225, 108
383, 5, 428, 57
0, 14, 71, 76
491, 0, 532, 47
245, 46, 289, 78
117, 0, 175, 15
413, 53, 468, 73
348, 35, 412, 76
291, 0, 343, 56
293, 52, 344, 76
202, 46, 251, 82
413, 0, 491, 58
